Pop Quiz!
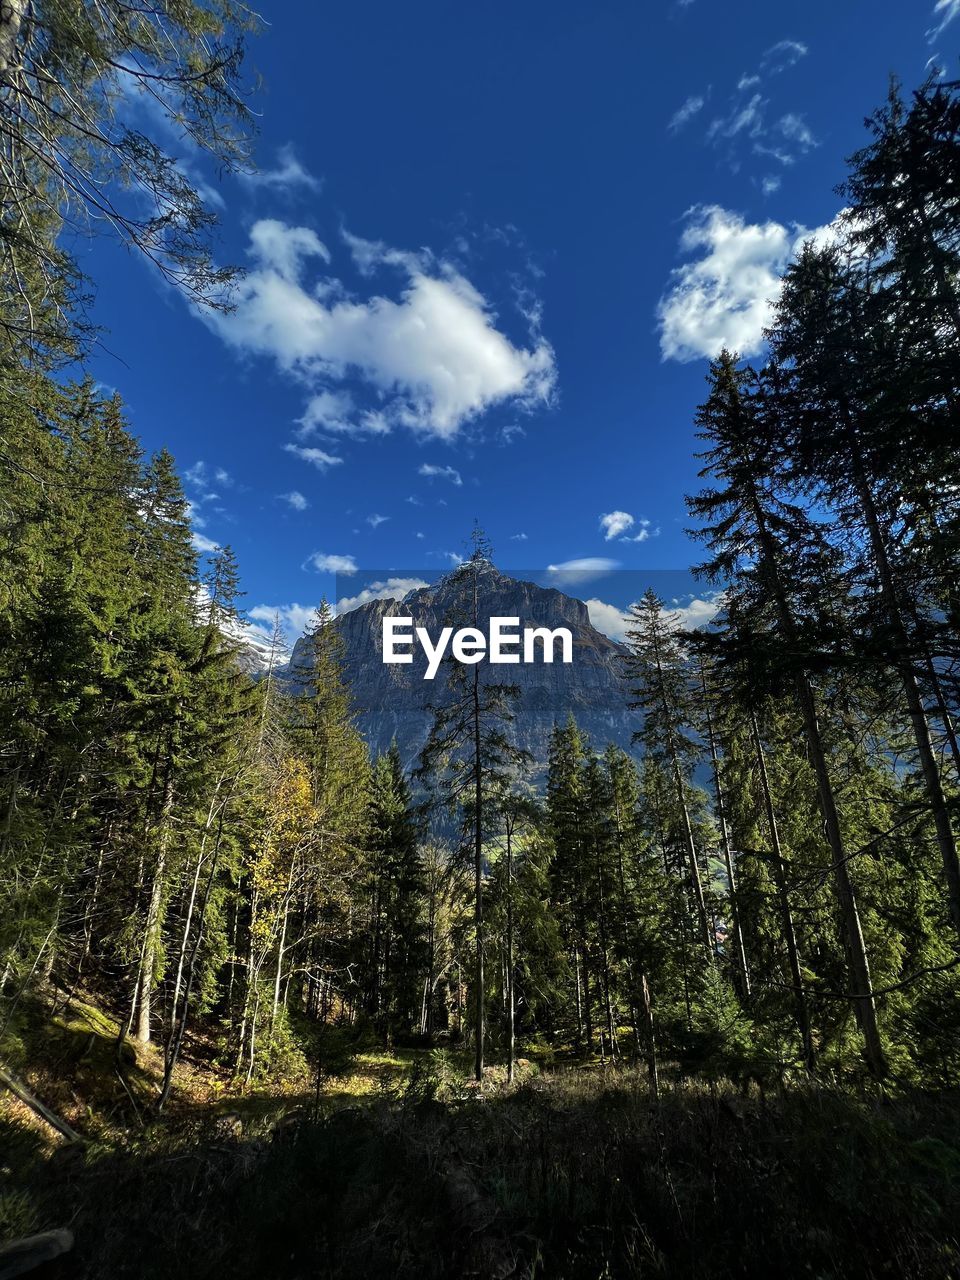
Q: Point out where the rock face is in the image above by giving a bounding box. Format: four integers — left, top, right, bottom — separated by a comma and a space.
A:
289, 563, 640, 771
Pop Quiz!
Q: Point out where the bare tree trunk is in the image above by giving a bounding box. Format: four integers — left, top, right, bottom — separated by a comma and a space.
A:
0, 0, 28, 77
573, 944, 584, 1049
699, 661, 750, 999
270, 885, 292, 1048
134, 765, 175, 1045
158, 814, 225, 1112
847, 432, 960, 936
749, 707, 815, 1073
639, 973, 659, 1097
671, 752, 712, 956
506, 821, 515, 1083
795, 674, 886, 1076
594, 846, 617, 1060
472, 662, 484, 1082
169, 789, 220, 1029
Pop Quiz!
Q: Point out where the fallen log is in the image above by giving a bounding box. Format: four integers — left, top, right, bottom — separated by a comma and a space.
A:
0, 1229, 74, 1279
0, 1063, 83, 1144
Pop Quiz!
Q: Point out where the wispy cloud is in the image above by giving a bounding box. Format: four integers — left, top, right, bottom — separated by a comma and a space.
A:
668, 94, 706, 133
701, 38, 814, 172
366, 513, 389, 529
708, 92, 767, 143
192, 532, 221, 554
284, 443, 343, 472
241, 143, 322, 195
928, 0, 960, 38
621, 521, 657, 543
777, 113, 818, 150
280, 490, 309, 511
759, 39, 808, 75
185, 459, 232, 500
419, 463, 463, 486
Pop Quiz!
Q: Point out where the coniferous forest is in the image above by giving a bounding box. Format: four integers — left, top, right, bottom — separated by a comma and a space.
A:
2, 5, 960, 1278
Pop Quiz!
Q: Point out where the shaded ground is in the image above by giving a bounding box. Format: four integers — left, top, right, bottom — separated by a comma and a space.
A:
3, 994, 960, 1278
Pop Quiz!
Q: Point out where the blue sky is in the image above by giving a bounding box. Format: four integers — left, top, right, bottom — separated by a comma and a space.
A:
81, 0, 956, 644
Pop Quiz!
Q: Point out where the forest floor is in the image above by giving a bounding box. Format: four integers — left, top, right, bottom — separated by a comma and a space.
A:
3, 989, 960, 1279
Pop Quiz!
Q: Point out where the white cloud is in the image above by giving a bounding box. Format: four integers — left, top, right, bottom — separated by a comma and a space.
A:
297, 389, 392, 439
184, 459, 232, 505
705, 42, 812, 171
415, 531, 425, 539
192, 532, 221, 554
419, 463, 463, 486
760, 40, 808, 74
586, 598, 630, 641
928, 0, 960, 36
669, 94, 706, 132
673, 595, 724, 630
284, 443, 343, 471
366, 513, 389, 528
186, 499, 206, 528
708, 92, 766, 143
587, 592, 723, 641
306, 552, 358, 575
335, 577, 430, 615
761, 175, 782, 197
242, 144, 322, 194
600, 510, 635, 541
778, 113, 818, 151
657, 204, 842, 362
248, 603, 320, 642
621, 521, 657, 543
341, 229, 427, 277
546, 557, 619, 585
249, 218, 331, 279
210, 220, 556, 442
281, 491, 309, 511
510, 532, 528, 541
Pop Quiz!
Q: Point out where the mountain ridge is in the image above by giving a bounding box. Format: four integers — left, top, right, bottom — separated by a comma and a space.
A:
287, 564, 640, 770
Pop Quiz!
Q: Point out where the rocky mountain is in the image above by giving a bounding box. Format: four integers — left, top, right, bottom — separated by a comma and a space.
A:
288, 563, 640, 771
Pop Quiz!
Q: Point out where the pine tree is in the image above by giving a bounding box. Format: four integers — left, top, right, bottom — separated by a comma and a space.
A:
0, 0, 260, 366
365, 743, 426, 1040
688, 351, 888, 1077
418, 529, 529, 1080
624, 590, 714, 959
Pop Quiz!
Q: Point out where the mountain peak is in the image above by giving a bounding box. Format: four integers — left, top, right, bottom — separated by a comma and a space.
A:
290, 568, 634, 771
